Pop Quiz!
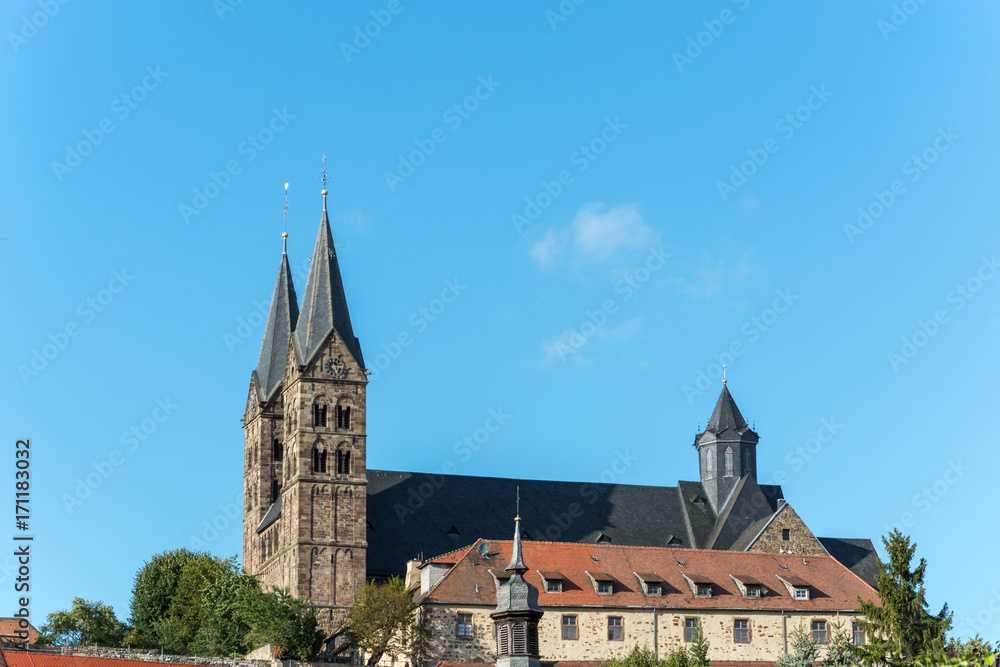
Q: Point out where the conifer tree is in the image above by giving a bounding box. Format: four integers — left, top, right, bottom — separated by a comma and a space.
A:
855, 530, 951, 667
777, 624, 819, 667
825, 621, 858, 667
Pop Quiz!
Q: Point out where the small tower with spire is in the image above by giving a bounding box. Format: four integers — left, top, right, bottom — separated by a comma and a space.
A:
492, 504, 543, 667
693, 381, 759, 513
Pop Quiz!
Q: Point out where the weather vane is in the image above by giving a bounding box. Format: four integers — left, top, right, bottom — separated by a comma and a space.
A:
723, 364, 727, 385
317, 155, 330, 211
282, 182, 289, 251
516, 485, 521, 520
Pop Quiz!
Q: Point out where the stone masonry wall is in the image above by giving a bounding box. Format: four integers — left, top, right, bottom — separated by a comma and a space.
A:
746, 504, 827, 556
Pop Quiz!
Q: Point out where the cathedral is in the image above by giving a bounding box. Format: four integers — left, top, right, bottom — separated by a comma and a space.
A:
241, 186, 876, 642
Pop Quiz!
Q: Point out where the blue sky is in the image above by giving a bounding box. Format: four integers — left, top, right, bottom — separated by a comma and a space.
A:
2, 0, 999, 642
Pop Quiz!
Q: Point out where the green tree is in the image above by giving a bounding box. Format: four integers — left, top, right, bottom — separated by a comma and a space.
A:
249, 588, 324, 661
777, 624, 819, 667
37, 598, 128, 647
127, 548, 204, 649
826, 621, 858, 667
856, 530, 951, 667
345, 576, 420, 666
687, 626, 710, 667
191, 568, 262, 657
604, 645, 662, 667
663, 644, 690, 667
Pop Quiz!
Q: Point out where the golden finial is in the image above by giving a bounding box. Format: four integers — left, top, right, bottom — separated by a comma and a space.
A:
317, 155, 330, 208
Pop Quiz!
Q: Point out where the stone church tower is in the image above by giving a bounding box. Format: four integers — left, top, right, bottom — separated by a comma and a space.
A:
243, 186, 368, 637
693, 380, 759, 514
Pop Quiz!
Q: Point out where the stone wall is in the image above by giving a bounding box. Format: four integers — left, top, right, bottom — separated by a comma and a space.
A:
745, 504, 827, 556
418, 604, 863, 664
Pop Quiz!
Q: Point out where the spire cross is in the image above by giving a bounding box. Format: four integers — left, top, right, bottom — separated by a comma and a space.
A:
317, 154, 330, 211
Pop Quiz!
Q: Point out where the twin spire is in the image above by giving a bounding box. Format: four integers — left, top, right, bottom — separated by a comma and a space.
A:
253, 164, 364, 403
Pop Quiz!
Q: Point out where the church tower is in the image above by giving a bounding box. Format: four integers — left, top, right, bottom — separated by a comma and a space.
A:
693, 382, 759, 514
492, 515, 543, 667
243, 180, 368, 638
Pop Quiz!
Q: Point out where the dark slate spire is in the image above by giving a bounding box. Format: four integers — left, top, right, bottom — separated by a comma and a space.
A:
706, 383, 749, 434
294, 193, 365, 368
253, 247, 299, 402
507, 517, 528, 575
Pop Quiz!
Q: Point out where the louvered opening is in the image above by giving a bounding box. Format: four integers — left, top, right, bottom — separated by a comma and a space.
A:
497, 624, 509, 655
528, 625, 539, 655
512, 622, 527, 654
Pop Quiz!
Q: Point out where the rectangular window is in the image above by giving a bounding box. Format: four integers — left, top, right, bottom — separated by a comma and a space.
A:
853, 622, 866, 646
646, 582, 661, 596
812, 620, 828, 644
597, 581, 612, 594
745, 585, 760, 599
561, 616, 577, 640
782, 528, 790, 541
608, 617, 623, 641
684, 618, 699, 643
547, 580, 563, 593
696, 584, 712, 597
733, 619, 750, 643
794, 587, 809, 600
457, 613, 473, 638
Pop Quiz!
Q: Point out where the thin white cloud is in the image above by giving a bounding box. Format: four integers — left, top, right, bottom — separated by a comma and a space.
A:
529, 203, 658, 267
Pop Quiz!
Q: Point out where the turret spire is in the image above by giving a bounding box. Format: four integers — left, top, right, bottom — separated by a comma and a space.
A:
294, 161, 364, 369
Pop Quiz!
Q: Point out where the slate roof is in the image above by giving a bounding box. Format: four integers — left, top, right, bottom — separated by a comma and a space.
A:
256, 494, 281, 534
420, 540, 877, 611
818, 537, 880, 589
294, 204, 364, 369
707, 384, 748, 433
253, 251, 298, 403
365, 470, 783, 577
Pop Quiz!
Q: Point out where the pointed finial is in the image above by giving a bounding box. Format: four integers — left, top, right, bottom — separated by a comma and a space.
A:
723, 364, 727, 385
516, 485, 521, 521
282, 182, 289, 254
317, 154, 330, 211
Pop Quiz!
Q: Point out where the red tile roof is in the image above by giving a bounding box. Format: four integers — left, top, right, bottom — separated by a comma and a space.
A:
421, 539, 876, 611
2, 652, 178, 667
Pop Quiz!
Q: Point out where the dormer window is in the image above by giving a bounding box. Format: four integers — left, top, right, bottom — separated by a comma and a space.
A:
777, 574, 811, 601
730, 574, 764, 599
636, 572, 665, 597
794, 587, 809, 600
539, 570, 565, 593
746, 586, 761, 599
683, 573, 713, 598
588, 572, 614, 595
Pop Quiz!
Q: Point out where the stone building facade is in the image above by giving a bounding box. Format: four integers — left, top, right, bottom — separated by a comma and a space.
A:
414, 539, 875, 665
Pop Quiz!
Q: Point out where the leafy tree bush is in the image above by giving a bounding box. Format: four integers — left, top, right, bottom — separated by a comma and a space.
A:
36, 598, 127, 647
345, 576, 421, 666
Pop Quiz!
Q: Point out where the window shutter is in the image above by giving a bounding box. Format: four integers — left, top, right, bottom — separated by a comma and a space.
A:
512, 623, 526, 654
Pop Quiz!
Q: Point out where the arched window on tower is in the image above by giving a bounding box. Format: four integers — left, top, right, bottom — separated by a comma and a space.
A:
724, 447, 734, 477
273, 438, 283, 462
336, 405, 351, 429
271, 479, 280, 503
313, 403, 328, 428
705, 449, 714, 479
337, 449, 351, 475
313, 448, 327, 474
744, 449, 752, 473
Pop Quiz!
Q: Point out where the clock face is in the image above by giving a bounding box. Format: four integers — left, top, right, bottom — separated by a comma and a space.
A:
325, 356, 348, 379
